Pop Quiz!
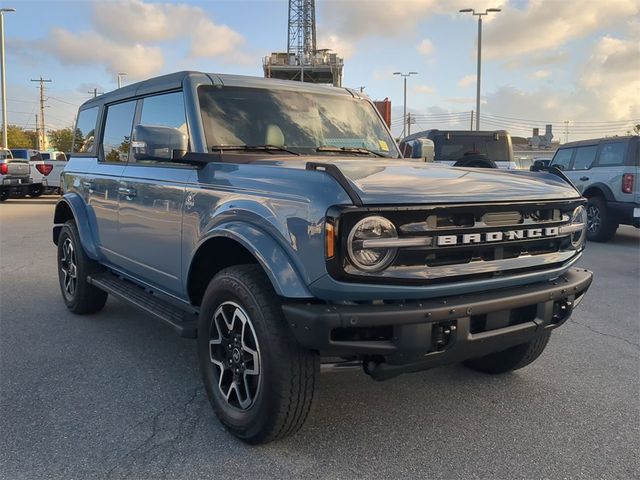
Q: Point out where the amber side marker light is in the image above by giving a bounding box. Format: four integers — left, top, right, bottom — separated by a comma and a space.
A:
325, 222, 335, 258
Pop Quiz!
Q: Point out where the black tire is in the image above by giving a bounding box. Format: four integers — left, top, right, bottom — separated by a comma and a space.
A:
198, 264, 319, 444
463, 332, 551, 374
586, 196, 618, 242
453, 154, 497, 169
57, 220, 108, 314
29, 184, 43, 197
0, 189, 8, 202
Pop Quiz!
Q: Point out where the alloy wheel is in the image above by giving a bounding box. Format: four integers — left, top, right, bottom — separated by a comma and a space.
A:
209, 301, 261, 410
60, 237, 78, 299
587, 205, 600, 233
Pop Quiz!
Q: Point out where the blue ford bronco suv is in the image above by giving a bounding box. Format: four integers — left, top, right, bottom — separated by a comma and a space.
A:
53, 71, 593, 443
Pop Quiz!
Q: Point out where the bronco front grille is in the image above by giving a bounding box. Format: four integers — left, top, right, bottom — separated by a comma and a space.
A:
327, 199, 585, 285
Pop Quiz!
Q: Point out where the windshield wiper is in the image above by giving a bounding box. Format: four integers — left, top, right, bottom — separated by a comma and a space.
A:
210, 144, 300, 156
316, 146, 387, 158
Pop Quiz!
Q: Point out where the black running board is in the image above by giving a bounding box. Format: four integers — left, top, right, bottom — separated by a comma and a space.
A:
88, 272, 198, 338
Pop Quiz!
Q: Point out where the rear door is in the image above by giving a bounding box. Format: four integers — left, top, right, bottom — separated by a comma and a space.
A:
591, 139, 631, 202
116, 91, 194, 295
89, 99, 136, 264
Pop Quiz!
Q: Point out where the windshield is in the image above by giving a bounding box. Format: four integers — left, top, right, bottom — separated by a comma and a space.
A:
198, 85, 399, 158
433, 134, 510, 162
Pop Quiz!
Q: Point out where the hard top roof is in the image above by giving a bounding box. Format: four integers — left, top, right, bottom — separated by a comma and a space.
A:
557, 136, 636, 148
79, 71, 355, 111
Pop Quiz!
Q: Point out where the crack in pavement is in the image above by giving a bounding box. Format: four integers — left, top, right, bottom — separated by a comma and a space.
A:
105, 386, 204, 479
569, 318, 640, 350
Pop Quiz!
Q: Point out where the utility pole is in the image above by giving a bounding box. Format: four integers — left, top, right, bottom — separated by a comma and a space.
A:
30, 76, 51, 150
393, 71, 418, 138
35, 113, 38, 149
407, 112, 412, 136
88, 88, 103, 98
1, 8, 16, 148
470, 110, 475, 131
459, 8, 502, 130
564, 120, 570, 144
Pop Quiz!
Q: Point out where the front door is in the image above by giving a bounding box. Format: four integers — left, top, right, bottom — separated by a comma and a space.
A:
115, 91, 193, 296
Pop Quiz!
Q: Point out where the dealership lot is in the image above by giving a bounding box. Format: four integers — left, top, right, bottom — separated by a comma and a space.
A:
1, 197, 638, 479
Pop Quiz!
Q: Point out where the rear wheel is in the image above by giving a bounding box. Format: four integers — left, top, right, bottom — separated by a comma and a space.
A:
198, 264, 319, 444
586, 196, 617, 242
57, 220, 108, 314
29, 184, 43, 197
463, 333, 551, 374
0, 189, 8, 202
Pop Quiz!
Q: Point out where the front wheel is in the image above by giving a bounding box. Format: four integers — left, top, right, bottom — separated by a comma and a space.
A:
463, 333, 551, 374
198, 265, 319, 444
0, 189, 8, 202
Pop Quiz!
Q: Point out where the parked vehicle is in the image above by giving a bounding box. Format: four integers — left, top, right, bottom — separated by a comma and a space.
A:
399, 130, 517, 169
53, 71, 593, 443
547, 136, 639, 242
36, 150, 68, 193
1, 148, 43, 201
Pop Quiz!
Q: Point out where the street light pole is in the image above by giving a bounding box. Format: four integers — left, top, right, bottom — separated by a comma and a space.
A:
459, 8, 501, 131
393, 71, 418, 138
0, 8, 16, 149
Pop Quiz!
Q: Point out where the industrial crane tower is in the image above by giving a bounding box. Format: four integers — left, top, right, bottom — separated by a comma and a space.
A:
263, 0, 344, 86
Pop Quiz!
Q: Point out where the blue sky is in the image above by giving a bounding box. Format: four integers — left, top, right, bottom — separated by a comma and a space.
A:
4, 0, 639, 141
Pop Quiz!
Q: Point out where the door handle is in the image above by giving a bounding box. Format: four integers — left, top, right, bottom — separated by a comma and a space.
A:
118, 187, 137, 199
579, 176, 589, 181
82, 181, 95, 192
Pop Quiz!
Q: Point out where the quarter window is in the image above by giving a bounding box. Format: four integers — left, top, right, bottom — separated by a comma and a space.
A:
551, 148, 573, 171
102, 101, 136, 163
571, 146, 597, 170
72, 106, 99, 154
597, 142, 627, 167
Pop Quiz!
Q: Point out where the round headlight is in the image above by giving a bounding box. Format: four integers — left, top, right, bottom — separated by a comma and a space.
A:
347, 216, 398, 272
570, 205, 587, 249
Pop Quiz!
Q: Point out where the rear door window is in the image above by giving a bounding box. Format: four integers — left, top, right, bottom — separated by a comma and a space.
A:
571, 146, 597, 170
596, 141, 627, 167
550, 148, 573, 170
102, 101, 137, 163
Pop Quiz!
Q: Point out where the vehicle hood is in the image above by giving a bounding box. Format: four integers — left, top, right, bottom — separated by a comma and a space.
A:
260, 157, 580, 204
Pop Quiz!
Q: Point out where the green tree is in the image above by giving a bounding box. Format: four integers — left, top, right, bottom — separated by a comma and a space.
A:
7, 125, 38, 149
48, 127, 75, 152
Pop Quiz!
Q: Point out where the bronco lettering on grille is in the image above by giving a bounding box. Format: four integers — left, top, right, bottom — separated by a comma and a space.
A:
436, 226, 560, 246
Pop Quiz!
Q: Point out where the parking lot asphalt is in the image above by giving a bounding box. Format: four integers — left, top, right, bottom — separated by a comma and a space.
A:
1, 196, 638, 480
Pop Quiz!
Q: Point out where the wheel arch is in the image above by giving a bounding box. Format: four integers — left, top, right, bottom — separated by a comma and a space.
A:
186, 224, 312, 306
52, 194, 100, 260
583, 183, 615, 202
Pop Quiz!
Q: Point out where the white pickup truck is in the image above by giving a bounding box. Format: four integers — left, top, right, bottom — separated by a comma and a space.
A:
10, 148, 66, 194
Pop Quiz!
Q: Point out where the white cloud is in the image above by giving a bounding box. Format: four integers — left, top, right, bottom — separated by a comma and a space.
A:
45, 29, 164, 80
414, 85, 435, 94
416, 39, 433, 56
93, 0, 245, 59
532, 69, 551, 79
483, 0, 639, 59
316, 32, 355, 59
458, 74, 476, 87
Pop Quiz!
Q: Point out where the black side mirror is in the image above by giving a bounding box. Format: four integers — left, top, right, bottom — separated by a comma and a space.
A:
132, 125, 188, 161
530, 159, 550, 172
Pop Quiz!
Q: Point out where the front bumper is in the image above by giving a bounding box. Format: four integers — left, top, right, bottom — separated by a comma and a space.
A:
283, 267, 592, 378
